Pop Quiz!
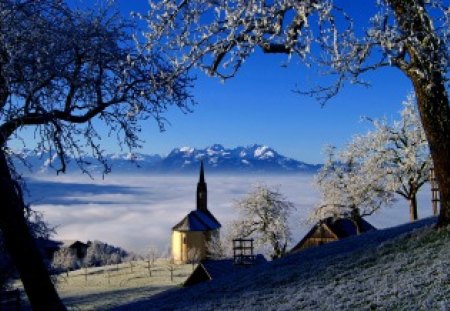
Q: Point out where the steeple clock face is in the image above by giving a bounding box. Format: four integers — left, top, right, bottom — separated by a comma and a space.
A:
199, 192, 203, 199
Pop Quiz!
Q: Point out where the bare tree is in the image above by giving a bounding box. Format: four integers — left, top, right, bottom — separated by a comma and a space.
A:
166, 257, 176, 282
230, 185, 295, 259
0, 1, 192, 309
144, 0, 450, 227
146, 245, 160, 277
186, 247, 201, 271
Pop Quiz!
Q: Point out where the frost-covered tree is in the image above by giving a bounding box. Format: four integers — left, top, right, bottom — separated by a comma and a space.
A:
206, 235, 228, 260
144, 0, 450, 227
84, 241, 129, 267
51, 248, 80, 272
313, 145, 394, 234
370, 95, 432, 221
0, 1, 192, 309
315, 95, 431, 224
230, 185, 295, 259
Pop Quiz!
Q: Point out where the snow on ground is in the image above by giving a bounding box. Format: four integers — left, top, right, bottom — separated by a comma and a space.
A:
24, 173, 434, 255
112, 217, 450, 310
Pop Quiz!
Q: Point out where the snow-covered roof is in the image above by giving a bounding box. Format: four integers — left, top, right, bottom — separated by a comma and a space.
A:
184, 255, 267, 286
172, 210, 221, 232
326, 218, 376, 238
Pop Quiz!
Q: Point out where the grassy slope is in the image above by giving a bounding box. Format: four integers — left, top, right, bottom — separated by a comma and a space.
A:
15, 259, 193, 310
114, 217, 450, 310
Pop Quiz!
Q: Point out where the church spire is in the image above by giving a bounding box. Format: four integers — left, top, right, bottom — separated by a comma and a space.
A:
197, 160, 207, 212
199, 160, 205, 184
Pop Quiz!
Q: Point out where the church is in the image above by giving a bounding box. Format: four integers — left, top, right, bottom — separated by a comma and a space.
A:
171, 161, 221, 264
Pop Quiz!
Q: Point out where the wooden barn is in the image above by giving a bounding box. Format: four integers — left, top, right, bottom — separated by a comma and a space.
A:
171, 161, 221, 264
290, 217, 376, 253
37, 238, 89, 261
184, 254, 267, 287
61, 240, 89, 260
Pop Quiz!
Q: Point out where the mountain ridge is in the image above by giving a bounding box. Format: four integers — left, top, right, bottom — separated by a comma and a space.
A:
13, 144, 321, 174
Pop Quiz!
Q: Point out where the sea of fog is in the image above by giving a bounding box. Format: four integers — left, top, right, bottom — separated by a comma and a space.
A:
24, 173, 434, 255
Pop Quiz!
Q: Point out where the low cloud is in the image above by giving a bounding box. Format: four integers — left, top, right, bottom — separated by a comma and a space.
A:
25, 173, 433, 255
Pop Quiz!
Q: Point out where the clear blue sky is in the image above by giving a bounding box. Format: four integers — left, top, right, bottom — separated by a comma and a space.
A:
13, 1, 414, 164
140, 55, 412, 164
115, 1, 413, 163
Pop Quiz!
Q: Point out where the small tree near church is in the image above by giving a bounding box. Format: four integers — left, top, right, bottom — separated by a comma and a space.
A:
230, 185, 295, 260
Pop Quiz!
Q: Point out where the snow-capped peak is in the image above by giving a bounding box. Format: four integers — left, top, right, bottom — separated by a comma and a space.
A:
179, 146, 195, 154
14, 144, 320, 174
254, 145, 275, 159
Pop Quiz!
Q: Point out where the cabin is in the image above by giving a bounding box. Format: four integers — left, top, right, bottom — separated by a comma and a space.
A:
37, 238, 89, 261
61, 240, 89, 260
171, 161, 221, 264
290, 217, 376, 253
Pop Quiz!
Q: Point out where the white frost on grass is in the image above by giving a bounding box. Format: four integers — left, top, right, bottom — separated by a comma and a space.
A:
117, 217, 449, 311
17, 259, 193, 310
25, 173, 433, 254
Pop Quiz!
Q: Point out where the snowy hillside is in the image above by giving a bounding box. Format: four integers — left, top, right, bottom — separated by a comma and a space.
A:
12, 144, 320, 174
113, 217, 450, 310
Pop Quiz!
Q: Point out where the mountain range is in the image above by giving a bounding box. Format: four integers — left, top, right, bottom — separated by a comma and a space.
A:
13, 144, 321, 174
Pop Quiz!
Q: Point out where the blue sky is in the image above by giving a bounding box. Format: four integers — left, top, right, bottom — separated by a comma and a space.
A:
117, 1, 413, 163
139, 52, 412, 163
12, 1, 414, 164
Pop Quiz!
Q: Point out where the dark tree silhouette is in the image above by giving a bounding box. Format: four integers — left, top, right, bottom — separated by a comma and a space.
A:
0, 1, 193, 309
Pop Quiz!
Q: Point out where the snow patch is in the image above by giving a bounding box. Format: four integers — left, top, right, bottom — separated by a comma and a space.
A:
179, 147, 194, 154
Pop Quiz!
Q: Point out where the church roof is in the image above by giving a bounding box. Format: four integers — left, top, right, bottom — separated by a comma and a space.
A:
172, 210, 221, 232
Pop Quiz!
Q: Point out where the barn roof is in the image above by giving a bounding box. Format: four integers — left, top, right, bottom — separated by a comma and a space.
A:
36, 238, 62, 250
172, 210, 221, 232
326, 218, 376, 238
290, 217, 376, 253
60, 240, 89, 249
184, 255, 267, 287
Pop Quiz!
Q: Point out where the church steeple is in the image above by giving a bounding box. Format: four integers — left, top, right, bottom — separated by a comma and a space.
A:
197, 160, 207, 212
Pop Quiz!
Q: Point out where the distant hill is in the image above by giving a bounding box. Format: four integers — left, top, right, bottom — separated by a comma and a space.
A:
12, 144, 321, 174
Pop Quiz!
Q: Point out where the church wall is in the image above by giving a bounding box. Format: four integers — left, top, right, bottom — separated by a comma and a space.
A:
171, 231, 185, 264
172, 230, 219, 264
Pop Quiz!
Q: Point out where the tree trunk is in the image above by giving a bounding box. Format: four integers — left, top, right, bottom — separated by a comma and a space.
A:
412, 76, 450, 228
0, 151, 66, 310
351, 208, 362, 235
388, 0, 450, 227
409, 195, 418, 222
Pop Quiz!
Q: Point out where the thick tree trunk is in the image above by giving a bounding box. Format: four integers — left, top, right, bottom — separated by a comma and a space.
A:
388, 0, 450, 227
0, 151, 66, 310
409, 195, 418, 222
413, 81, 450, 227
